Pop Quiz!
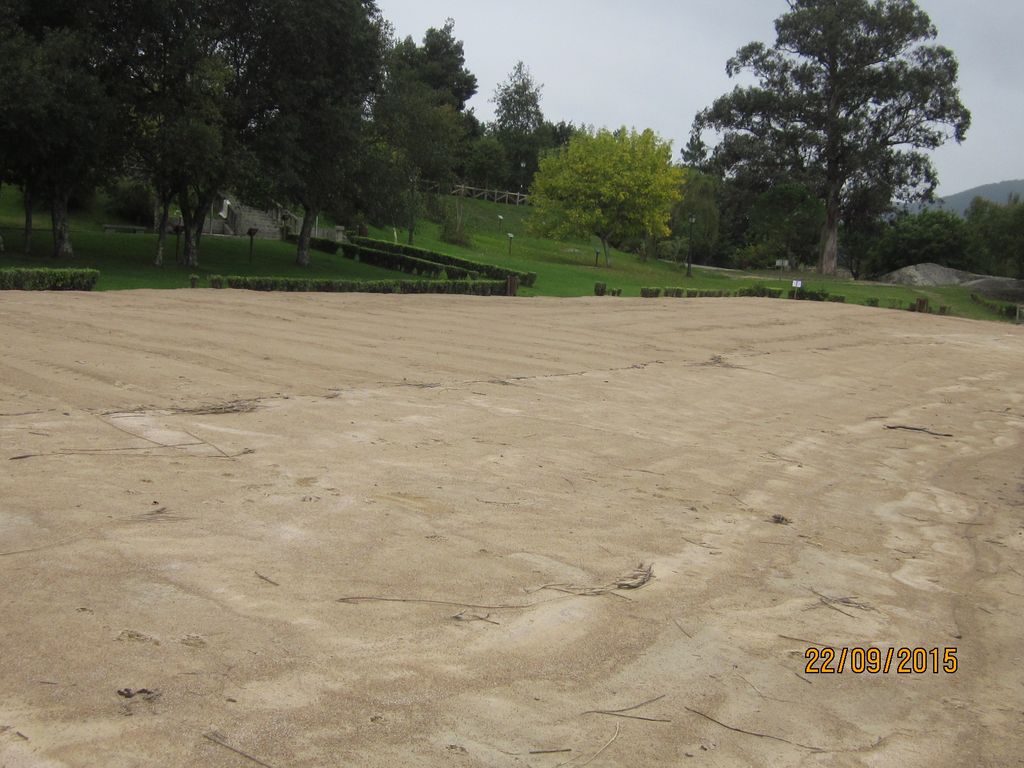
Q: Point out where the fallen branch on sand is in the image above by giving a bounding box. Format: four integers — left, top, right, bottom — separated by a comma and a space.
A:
683, 707, 823, 752
556, 724, 620, 768
342, 565, 655, 613
583, 694, 671, 723
530, 563, 655, 598
202, 732, 276, 768
884, 425, 954, 438
254, 571, 280, 587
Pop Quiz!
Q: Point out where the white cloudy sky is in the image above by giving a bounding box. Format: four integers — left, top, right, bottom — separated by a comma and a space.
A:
375, 0, 1024, 196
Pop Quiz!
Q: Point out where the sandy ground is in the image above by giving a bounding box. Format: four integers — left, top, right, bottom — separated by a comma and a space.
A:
1, 291, 1022, 768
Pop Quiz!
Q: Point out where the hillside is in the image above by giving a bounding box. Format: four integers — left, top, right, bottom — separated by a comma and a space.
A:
929, 179, 1024, 216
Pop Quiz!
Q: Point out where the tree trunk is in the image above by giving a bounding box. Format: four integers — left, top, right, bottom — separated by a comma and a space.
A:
601, 237, 610, 268
154, 194, 171, 267
23, 187, 33, 255
296, 207, 316, 267
818, 188, 840, 275
180, 189, 213, 268
51, 192, 73, 258
407, 181, 416, 246
183, 224, 202, 268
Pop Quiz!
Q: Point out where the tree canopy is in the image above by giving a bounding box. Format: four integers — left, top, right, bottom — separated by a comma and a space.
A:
692, 0, 971, 274
530, 128, 683, 265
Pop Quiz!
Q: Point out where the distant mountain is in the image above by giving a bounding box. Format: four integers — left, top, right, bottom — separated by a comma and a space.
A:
925, 179, 1024, 217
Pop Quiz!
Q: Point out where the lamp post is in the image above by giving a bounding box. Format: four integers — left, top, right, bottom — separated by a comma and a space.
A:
508, 232, 514, 256
247, 228, 259, 264
519, 160, 526, 204
687, 215, 696, 278
497, 214, 504, 233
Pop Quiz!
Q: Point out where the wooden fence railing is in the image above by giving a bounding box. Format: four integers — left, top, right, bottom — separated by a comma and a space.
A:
417, 181, 531, 206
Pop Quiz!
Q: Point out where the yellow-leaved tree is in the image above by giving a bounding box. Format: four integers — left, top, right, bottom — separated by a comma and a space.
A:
529, 127, 683, 266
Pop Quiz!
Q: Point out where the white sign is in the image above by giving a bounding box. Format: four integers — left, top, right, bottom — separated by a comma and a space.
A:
792, 280, 803, 289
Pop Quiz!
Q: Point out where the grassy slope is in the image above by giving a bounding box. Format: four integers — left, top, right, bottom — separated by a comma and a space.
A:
0, 186, 1015, 321
0, 188, 406, 290
371, 197, 1012, 321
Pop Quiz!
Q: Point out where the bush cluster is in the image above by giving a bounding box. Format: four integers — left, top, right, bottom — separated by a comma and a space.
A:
735, 285, 784, 298
640, 287, 662, 298
0, 268, 100, 290
208, 275, 506, 295
787, 287, 831, 301
351, 236, 537, 287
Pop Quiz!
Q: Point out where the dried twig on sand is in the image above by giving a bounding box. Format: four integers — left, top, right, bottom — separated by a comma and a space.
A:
556, 724, 620, 768
338, 596, 559, 610
884, 425, 954, 438
684, 707, 823, 752
584, 694, 671, 723
808, 588, 873, 618
452, 611, 500, 626
202, 732, 276, 768
341, 564, 653, 614
533, 563, 655, 598
254, 571, 280, 587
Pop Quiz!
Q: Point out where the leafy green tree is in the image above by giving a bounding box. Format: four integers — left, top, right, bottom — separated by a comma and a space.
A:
965, 195, 1024, 278
692, 0, 971, 275
0, 1, 127, 258
466, 136, 508, 188
492, 61, 544, 192
373, 22, 472, 244
748, 183, 824, 269
669, 170, 720, 264
415, 19, 477, 111
250, 0, 386, 266
865, 210, 971, 277
530, 127, 683, 266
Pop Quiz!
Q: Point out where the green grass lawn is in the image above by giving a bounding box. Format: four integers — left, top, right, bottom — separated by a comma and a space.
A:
1, 186, 1017, 322
371, 197, 1016, 322
0, 188, 409, 290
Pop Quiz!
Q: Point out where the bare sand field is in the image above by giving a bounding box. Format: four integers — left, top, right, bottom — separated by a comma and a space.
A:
1, 291, 1022, 767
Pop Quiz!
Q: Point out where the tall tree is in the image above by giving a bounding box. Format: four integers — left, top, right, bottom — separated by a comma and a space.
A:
373, 21, 471, 244
692, 0, 970, 274
0, 0, 127, 258
416, 18, 477, 110
491, 61, 544, 192
530, 128, 682, 265
251, 0, 386, 266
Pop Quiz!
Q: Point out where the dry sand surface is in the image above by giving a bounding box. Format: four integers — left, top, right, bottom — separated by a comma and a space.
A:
1, 291, 1023, 768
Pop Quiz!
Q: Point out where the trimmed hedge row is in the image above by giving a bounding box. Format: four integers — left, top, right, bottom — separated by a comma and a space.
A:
0, 268, 100, 290
735, 285, 785, 298
970, 293, 1019, 319
342, 244, 477, 280
286, 234, 483, 280
351, 236, 538, 287
208, 275, 506, 295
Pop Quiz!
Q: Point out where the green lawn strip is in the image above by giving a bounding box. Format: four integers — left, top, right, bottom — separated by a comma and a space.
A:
1, 188, 1015, 322
0, 228, 413, 290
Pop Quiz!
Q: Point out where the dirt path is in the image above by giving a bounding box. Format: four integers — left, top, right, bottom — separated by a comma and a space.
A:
1, 292, 1022, 767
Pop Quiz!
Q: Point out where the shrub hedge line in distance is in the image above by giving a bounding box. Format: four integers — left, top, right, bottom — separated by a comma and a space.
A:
209, 275, 507, 295
351, 236, 538, 287
341, 244, 477, 280
285, 234, 483, 280
0, 268, 100, 290
970, 293, 1019, 319
735, 285, 784, 298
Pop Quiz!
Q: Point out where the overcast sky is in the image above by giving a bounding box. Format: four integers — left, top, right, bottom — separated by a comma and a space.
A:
375, 0, 1024, 196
